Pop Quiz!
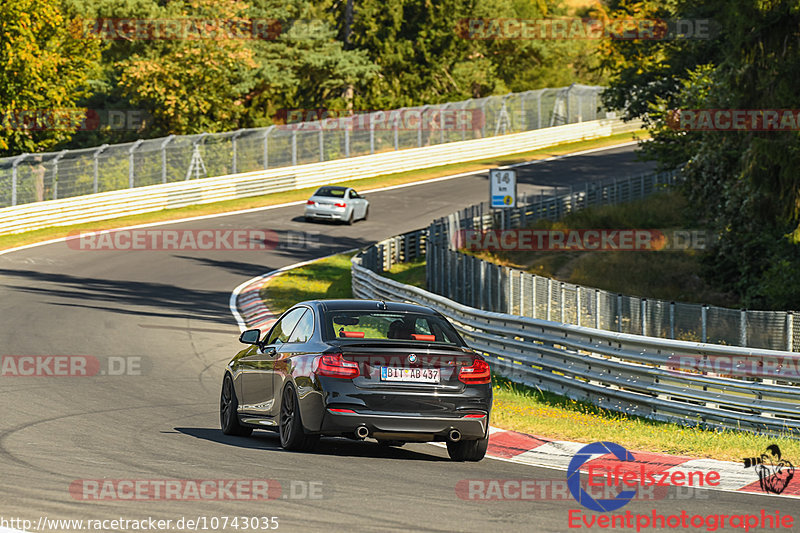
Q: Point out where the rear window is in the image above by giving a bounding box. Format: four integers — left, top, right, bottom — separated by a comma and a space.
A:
314, 187, 346, 198
325, 311, 462, 345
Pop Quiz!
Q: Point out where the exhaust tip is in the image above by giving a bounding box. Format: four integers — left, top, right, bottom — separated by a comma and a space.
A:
448, 429, 462, 442
355, 426, 369, 439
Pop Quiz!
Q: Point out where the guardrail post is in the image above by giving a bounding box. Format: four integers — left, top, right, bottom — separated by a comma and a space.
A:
595, 289, 600, 329
128, 140, 143, 188
440, 103, 449, 144
739, 309, 747, 347
617, 294, 622, 332
93, 144, 109, 193
670, 301, 675, 339
560, 282, 565, 323
641, 298, 647, 336
232, 129, 244, 173
788, 312, 794, 351
160, 135, 174, 183
546, 279, 552, 321
506, 268, 522, 315
418, 106, 428, 147
369, 113, 375, 154
532, 275, 538, 319
576, 287, 581, 326
291, 130, 297, 165
262, 126, 274, 169
480, 259, 486, 310
701, 305, 708, 343
536, 92, 542, 129
11, 154, 28, 206
486, 261, 493, 311
53, 150, 68, 200
393, 112, 400, 150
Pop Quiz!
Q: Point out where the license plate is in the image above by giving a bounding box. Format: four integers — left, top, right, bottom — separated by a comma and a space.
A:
380, 367, 440, 383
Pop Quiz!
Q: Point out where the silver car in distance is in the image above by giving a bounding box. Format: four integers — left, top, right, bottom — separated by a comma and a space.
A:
304, 186, 369, 225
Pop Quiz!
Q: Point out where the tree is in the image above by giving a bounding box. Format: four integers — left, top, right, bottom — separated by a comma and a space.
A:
600, 0, 800, 309
0, 0, 102, 155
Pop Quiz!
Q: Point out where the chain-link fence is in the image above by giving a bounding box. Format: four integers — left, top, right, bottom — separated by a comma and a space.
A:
421, 170, 799, 352
0, 84, 607, 209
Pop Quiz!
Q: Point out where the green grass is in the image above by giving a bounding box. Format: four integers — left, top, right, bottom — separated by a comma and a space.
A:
0, 130, 645, 251
261, 254, 427, 315
471, 190, 739, 307
262, 253, 356, 316
492, 375, 800, 461
258, 252, 796, 460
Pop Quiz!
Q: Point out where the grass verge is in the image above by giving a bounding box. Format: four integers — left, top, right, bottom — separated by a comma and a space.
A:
261, 253, 426, 316
492, 375, 800, 461
259, 252, 795, 461
1, 130, 645, 251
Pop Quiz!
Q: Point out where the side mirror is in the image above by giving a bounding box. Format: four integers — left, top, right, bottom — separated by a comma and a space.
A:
239, 329, 261, 345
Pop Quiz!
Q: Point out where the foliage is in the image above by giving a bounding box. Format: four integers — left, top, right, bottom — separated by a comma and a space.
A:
0, 0, 102, 155
600, 0, 800, 310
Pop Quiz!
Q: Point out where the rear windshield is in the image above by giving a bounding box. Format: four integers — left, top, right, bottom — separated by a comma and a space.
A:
325, 311, 462, 345
314, 187, 346, 198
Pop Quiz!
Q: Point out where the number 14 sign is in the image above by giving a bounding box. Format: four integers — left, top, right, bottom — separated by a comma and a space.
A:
489, 168, 517, 208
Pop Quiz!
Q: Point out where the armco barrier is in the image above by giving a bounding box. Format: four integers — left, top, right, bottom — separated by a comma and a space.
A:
0, 118, 638, 235
351, 258, 800, 437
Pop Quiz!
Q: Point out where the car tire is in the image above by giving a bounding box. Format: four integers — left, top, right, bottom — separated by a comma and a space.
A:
220, 374, 252, 437
362, 206, 369, 221
346, 210, 354, 225
446, 436, 488, 462
279, 384, 319, 452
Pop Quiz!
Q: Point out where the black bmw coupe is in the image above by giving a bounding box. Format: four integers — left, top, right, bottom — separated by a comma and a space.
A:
221, 299, 492, 461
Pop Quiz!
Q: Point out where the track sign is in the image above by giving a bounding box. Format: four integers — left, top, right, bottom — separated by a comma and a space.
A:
489, 169, 517, 208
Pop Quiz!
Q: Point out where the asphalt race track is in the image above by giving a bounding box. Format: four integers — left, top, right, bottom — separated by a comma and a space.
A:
2, 144, 797, 532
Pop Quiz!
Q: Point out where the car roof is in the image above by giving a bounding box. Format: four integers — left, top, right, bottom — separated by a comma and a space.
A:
302, 299, 438, 315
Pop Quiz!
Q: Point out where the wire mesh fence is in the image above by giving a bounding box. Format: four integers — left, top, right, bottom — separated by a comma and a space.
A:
421, 169, 798, 352
0, 84, 607, 209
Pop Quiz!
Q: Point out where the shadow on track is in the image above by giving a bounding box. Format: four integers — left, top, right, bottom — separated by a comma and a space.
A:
175, 427, 448, 461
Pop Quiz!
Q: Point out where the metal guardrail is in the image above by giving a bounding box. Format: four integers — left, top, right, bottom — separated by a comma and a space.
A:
366, 169, 798, 352
423, 171, 799, 352
352, 168, 800, 436
0, 84, 606, 209
0, 118, 637, 235
351, 256, 800, 437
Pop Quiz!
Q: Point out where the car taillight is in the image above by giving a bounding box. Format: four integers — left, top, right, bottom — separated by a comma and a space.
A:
458, 358, 490, 384
462, 413, 486, 418
334, 202, 346, 208
314, 353, 360, 378
306, 200, 316, 205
